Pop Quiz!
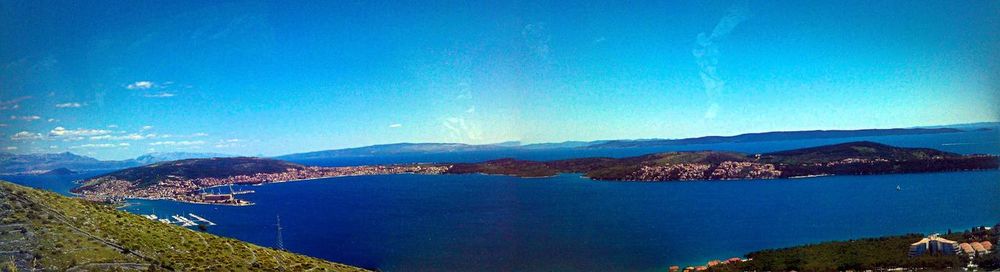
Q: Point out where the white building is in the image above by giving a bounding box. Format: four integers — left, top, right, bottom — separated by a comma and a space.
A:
909, 234, 960, 257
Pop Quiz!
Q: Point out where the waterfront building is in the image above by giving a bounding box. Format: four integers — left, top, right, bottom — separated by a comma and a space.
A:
909, 234, 959, 257
203, 194, 233, 202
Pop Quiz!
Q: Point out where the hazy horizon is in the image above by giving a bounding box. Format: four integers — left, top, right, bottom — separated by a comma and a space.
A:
2, 1, 998, 160
3, 120, 997, 161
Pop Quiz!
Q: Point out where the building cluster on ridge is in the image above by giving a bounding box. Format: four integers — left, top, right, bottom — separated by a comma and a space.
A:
908, 233, 993, 257
669, 257, 747, 272
75, 164, 452, 205
624, 162, 782, 181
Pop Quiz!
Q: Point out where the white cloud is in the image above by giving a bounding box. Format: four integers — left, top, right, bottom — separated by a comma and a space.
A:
213, 138, 243, 148
89, 133, 148, 141
691, 1, 750, 120
0, 96, 31, 111
149, 140, 205, 146
443, 116, 482, 141
144, 92, 175, 98
389, 123, 403, 128
49, 145, 58, 149
47, 118, 58, 122
127, 81, 154, 90
55, 102, 84, 108
141, 125, 153, 131
0, 123, 7, 127
107, 124, 118, 128
49, 127, 112, 137
156, 132, 207, 139
70, 143, 130, 149
5, 146, 16, 151
11, 131, 43, 141
10, 115, 41, 121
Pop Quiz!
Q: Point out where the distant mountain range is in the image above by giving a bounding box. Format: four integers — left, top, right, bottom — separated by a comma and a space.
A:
0, 152, 234, 175
130, 152, 233, 165
4, 123, 996, 174
585, 128, 964, 149
273, 141, 613, 161
277, 126, 987, 160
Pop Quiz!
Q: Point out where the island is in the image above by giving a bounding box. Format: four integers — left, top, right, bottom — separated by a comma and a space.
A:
72, 141, 998, 205
446, 141, 998, 180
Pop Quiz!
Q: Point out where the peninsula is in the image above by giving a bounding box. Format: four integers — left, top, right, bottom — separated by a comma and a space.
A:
72, 142, 998, 205
446, 141, 998, 179
71, 157, 450, 205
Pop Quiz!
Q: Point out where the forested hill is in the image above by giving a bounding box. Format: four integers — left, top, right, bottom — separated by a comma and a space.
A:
75, 157, 305, 191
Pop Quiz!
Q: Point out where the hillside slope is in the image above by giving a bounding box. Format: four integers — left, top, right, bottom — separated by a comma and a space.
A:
708, 225, 998, 271
0, 181, 368, 271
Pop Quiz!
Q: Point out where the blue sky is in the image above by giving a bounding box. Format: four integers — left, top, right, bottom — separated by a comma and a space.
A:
1, 0, 997, 160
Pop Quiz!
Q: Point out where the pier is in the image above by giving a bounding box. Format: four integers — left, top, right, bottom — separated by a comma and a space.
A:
171, 215, 197, 227
188, 213, 216, 226
143, 213, 216, 227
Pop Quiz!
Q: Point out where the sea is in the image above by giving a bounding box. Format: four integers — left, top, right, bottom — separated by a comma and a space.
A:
4, 130, 999, 271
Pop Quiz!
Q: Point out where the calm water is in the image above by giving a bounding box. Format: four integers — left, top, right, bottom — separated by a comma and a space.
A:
4, 131, 999, 271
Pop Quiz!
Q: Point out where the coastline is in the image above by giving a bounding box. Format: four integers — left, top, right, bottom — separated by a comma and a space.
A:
85, 168, 1000, 206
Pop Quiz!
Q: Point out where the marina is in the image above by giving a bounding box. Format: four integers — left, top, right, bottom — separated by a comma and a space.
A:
141, 213, 215, 228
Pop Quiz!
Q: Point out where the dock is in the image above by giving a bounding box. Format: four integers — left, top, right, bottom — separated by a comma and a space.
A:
188, 213, 216, 226
171, 215, 198, 227
143, 213, 216, 227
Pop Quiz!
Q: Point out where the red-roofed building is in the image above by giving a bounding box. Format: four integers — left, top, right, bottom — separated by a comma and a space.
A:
960, 243, 975, 255
971, 242, 987, 256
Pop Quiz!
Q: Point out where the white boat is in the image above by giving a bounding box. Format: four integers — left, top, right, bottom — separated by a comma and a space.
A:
171, 215, 197, 227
